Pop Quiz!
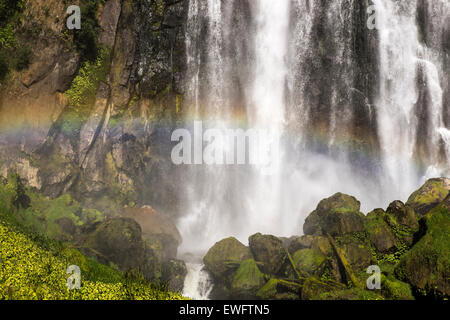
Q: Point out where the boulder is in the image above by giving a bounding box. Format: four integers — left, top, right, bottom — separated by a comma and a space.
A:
303, 193, 365, 236
292, 249, 326, 277
406, 178, 450, 216
288, 235, 314, 254
230, 259, 266, 299
122, 206, 182, 261
381, 275, 414, 300
161, 259, 188, 293
83, 217, 145, 270
365, 209, 398, 253
386, 201, 419, 230
203, 237, 252, 284
395, 203, 450, 298
248, 233, 289, 275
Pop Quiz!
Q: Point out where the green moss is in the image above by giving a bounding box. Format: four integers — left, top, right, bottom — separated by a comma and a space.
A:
395, 205, 450, 298
292, 249, 326, 276
407, 180, 449, 206
256, 278, 301, 300
315, 287, 384, 300
381, 275, 414, 300
65, 46, 111, 119
231, 259, 266, 298
0, 216, 186, 300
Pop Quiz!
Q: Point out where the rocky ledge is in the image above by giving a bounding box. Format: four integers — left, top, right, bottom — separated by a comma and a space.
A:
202, 178, 450, 300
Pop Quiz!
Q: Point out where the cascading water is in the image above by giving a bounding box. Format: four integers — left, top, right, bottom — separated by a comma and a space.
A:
179, 0, 449, 299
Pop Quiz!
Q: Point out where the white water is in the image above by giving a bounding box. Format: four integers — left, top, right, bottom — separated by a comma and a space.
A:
182, 263, 214, 300
179, 0, 449, 299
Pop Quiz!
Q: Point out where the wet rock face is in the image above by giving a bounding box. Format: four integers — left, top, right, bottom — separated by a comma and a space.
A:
303, 193, 365, 236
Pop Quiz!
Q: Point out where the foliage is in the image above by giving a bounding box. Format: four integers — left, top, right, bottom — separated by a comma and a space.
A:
65, 46, 111, 114
0, 0, 26, 27
0, 174, 186, 300
0, 218, 186, 300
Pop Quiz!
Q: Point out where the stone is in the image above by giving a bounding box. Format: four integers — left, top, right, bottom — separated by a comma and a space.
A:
248, 233, 289, 275
230, 259, 266, 299
303, 193, 365, 236
406, 178, 450, 216
203, 237, 252, 283
122, 206, 182, 261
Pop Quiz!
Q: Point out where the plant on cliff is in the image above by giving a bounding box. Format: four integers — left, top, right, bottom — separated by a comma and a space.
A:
65, 47, 111, 114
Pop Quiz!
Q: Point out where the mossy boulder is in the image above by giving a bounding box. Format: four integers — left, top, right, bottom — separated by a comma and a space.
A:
248, 233, 289, 275
256, 278, 301, 300
292, 249, 326, 276
303, 193, 365, 236
82, 217, 145, 270
381, 275, 414, 300
161, 259, 188, 293
386, 201, 418, 230
121, 206, 182, 261
230, 259, 266, 299
395, 203, 450, 298
203, 237, 252, 284
406, 178, 450, 216
365, 209, 397, 253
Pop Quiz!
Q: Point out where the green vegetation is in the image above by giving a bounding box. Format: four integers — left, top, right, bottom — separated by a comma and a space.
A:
0, 173, 186, 300
65, 46, 111, 114
0, 218, 185, 299
395, 205, 450, 299
0, 0, 28, 82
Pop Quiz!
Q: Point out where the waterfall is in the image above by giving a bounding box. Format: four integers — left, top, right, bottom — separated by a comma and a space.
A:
179, 0, 449, 297
182, 262, 214, 300
374, 0, 447, 197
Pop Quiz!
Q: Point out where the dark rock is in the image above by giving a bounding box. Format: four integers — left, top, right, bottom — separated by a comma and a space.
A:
365, 209, 398, 253
82, 217, 145, 270
248, 233, 289, 275
386, 201, 419, 230
161, 259, 188, 293
122, 206, 182, 261
288, 235, 314, 254
303, 193, 365, 236
203, 237, 252, 284
395, 202, 450, 298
